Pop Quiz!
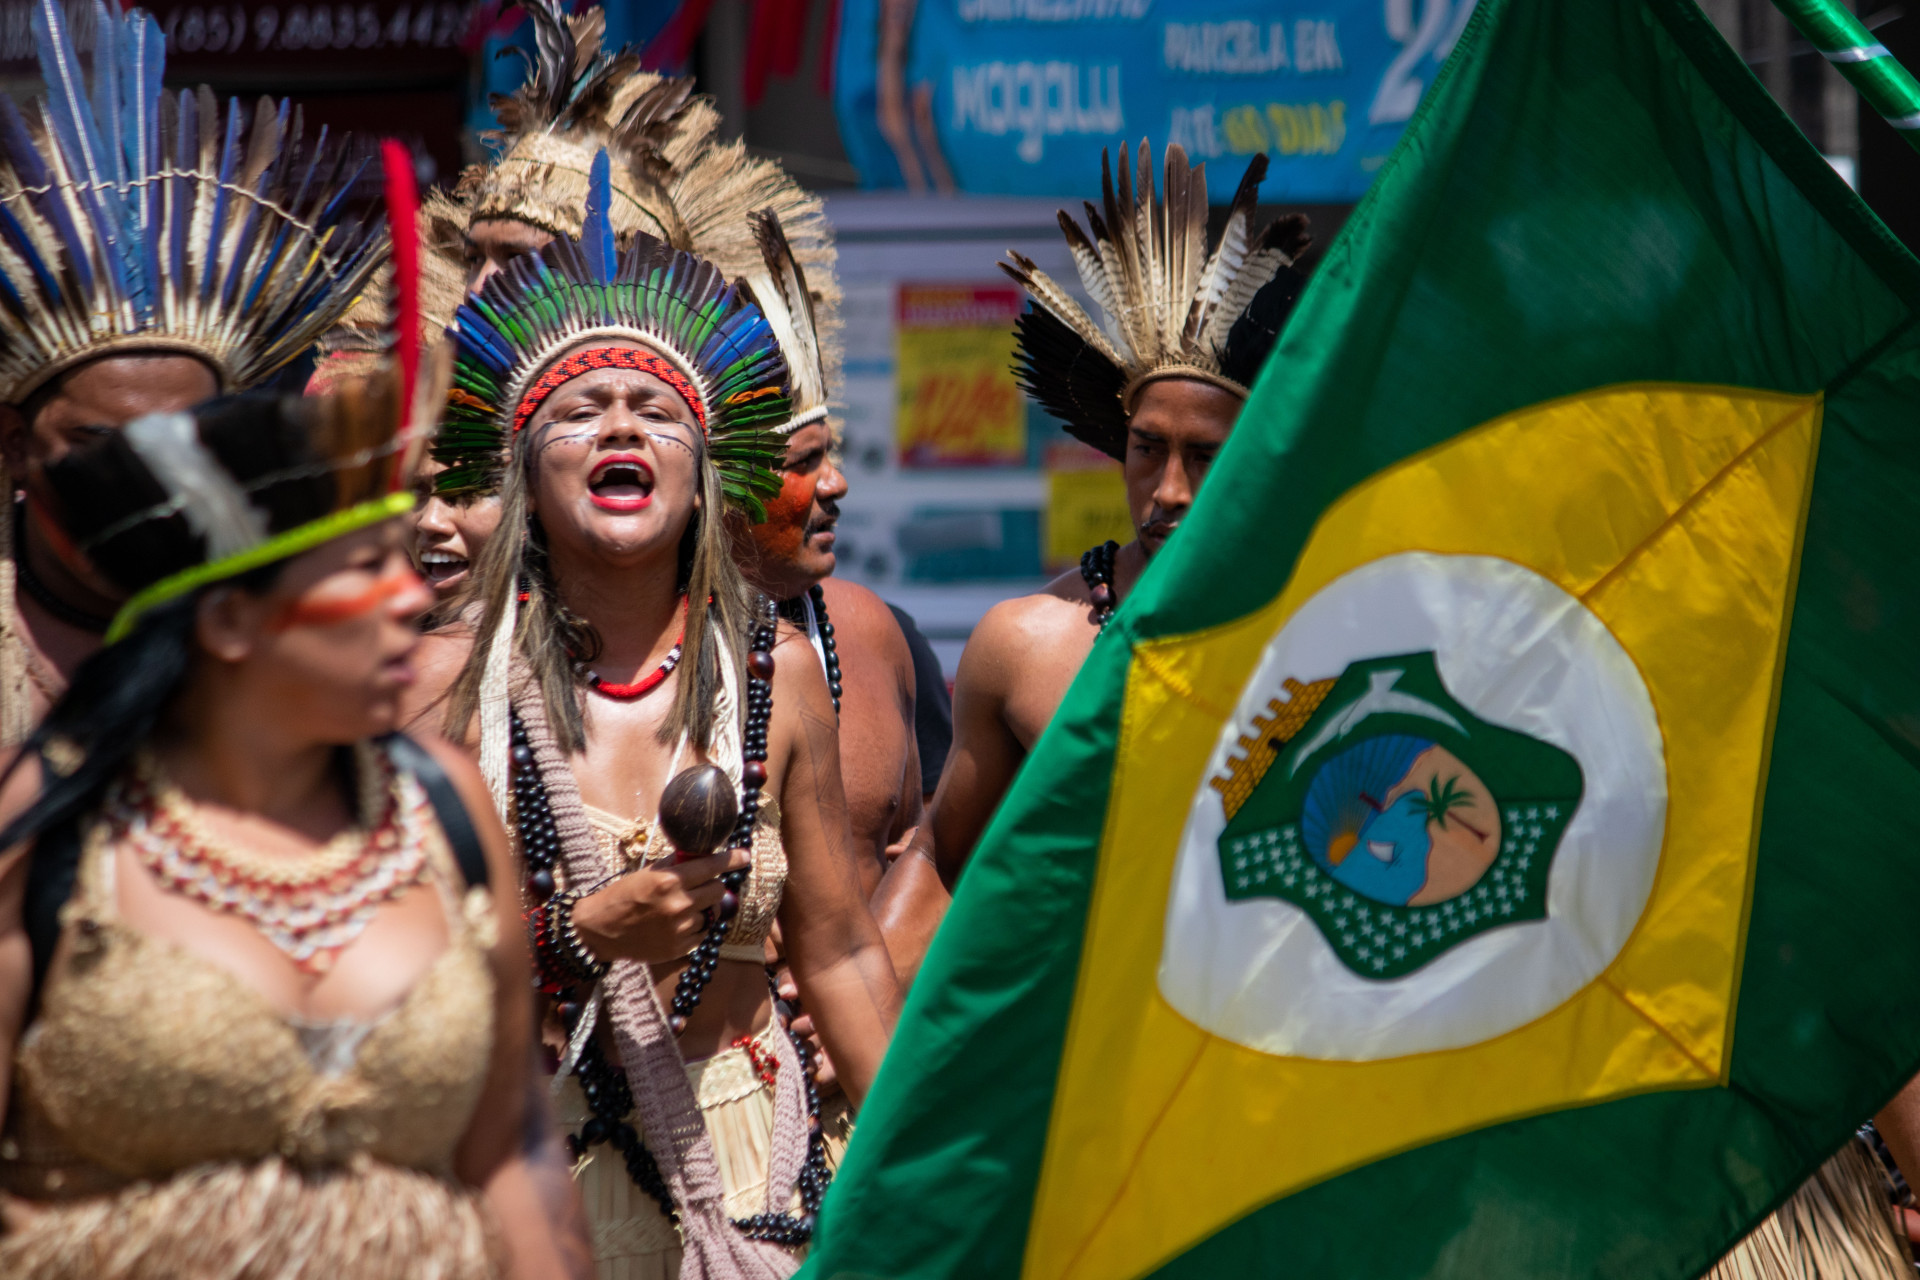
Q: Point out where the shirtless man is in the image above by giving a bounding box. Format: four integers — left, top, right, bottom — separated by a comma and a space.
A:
876, 143, 1311, 982
732, 421, 924, 885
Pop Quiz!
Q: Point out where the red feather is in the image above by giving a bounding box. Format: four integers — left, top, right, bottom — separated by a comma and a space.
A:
379, 138, 420, 490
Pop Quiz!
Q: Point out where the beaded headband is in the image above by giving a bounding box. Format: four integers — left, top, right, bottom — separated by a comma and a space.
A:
513, 346, 708, 436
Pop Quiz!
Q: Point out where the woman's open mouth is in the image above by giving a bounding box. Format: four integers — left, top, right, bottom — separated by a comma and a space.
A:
419, 549, 468, 589
589, 454, 655, 512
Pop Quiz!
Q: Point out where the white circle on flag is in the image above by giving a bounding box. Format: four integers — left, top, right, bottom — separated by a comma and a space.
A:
1158, 552, 1667, 1060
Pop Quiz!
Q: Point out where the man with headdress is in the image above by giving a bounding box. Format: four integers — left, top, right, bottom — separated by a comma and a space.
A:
876, 143, 1312, 971
0, 0, 384, 746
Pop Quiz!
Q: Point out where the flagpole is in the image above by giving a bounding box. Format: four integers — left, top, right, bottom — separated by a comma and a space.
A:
1769, 0, 1920, 151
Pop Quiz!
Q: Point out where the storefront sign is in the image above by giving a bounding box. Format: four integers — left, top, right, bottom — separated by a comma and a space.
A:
895, 282, 1029, 469
836, 0, 1477, 202
0, 0, 473, 79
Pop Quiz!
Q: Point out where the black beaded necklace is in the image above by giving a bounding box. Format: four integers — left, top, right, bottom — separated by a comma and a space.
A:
1079, 539, 1120, 629
779, 583, 842, 717
516, 601, 833, 1246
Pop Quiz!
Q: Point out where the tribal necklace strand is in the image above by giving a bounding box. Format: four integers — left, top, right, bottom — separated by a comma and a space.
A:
114, 743, 430, 974
1080, 539, 1120, 629
573, 596, 687, 699
518, 603, 834, 1246
779, 583, 842, 717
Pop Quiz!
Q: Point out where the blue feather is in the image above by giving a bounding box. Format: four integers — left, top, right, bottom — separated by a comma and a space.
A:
313, 151, 369, 230
169, 87, 191, 288
582, 148, 615, 284
239, 127, 325, 316
0, 91, 84, 301
197, 96, 241, 303
89, 1, 123, 190
698, 310, 775, 373
454, 303, 515, 375
34, 0, 132, 301
220, 98, 287, 308
120, 7, 163, 314
0, 187, 61, 306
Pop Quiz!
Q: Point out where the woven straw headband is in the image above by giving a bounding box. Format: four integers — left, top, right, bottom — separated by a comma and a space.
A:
1120, 364, 1251, 413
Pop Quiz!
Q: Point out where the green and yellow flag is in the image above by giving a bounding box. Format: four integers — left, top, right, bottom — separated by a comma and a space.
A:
806, 0, 1920, 1277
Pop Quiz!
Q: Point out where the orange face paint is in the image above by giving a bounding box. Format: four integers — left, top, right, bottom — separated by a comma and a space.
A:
268, 561, 420, 632
749, 468, 814, 563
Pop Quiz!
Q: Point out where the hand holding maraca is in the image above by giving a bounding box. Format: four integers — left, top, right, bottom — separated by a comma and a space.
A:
569, 765, 749, 965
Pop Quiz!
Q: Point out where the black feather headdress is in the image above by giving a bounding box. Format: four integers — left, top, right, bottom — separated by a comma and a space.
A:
1001, 141, 1311, 459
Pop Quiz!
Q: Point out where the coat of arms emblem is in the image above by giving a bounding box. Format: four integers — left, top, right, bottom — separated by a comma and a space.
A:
1214, 651, 1585, 980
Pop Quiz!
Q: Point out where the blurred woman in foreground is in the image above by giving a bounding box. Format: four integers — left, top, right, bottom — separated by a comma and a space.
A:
0, 370, 569, 1278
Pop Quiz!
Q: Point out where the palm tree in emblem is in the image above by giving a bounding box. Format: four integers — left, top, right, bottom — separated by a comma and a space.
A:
1411, 773, 1489, 841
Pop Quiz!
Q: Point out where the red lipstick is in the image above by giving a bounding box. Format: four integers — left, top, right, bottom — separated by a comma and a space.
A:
588, 452, 655, 512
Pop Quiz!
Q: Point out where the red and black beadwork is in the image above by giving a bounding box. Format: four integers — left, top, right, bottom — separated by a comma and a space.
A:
512, 346, 708, 436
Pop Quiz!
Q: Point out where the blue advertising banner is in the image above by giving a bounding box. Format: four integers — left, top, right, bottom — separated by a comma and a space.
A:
834, 0, 1477, 202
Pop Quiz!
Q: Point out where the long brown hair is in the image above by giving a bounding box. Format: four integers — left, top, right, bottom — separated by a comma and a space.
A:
442, 421, 756, 755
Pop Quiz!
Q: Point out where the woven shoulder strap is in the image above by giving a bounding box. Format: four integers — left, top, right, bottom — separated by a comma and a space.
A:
22, 811, 80, 1002
383, 732, 489, 891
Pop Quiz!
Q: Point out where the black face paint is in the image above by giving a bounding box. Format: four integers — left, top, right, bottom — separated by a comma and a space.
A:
535, 425, 598, 457
645, 427, 698, 459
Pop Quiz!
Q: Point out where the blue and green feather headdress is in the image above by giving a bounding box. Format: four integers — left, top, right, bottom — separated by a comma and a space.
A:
0, 0, 385, 403
438, 149, 790, 519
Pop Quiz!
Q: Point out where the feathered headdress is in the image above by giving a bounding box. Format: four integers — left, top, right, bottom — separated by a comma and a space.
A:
462, 0, 836, 300
54, 141, 438, 643
746, 209, 836, 437
310, 185, 470, 395
438, 149, 790, 517
0, 0, 386, 404
1001, 142, 1312, 459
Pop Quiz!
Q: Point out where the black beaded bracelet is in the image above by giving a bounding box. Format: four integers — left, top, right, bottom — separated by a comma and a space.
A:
547, 888, 612, 986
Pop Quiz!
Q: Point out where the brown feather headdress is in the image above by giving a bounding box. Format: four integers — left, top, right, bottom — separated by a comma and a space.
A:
318, 0, 843, 440
1001, 141, 1312, 459
463, 0, 834, 292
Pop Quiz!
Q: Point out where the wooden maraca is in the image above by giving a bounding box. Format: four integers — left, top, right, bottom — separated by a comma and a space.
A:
658, 763, 739, 864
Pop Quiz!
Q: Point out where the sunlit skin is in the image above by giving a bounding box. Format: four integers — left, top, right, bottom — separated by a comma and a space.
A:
729, 421, 920, 884
871, 378, 1243, 982
410, 456, 504, 604
0, 353, 220, 726
401, 345, 899, 1097
0, 520, 576, 1274
727, 422, 922, 1082
465, 218, 555, 292
737, 421, 847, 600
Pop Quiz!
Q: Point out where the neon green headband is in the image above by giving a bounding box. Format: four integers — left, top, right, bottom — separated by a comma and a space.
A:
104, 491, 417, 645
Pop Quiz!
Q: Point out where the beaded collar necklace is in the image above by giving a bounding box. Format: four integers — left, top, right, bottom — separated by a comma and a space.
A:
112, 743, 429, 974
